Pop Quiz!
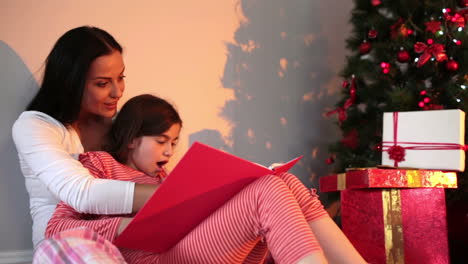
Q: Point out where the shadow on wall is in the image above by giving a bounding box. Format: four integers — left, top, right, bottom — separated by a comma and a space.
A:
0, 41, 37, 251
189, 0, 340, 201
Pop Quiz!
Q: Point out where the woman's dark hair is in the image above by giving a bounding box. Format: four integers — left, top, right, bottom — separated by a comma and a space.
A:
107, 94, 182, 163
27, 26, 122, 125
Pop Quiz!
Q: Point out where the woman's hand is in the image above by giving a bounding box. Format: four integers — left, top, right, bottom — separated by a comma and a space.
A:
132, 184, 158, 213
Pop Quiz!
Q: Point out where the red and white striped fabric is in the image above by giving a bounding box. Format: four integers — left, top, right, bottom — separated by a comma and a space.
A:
44, 151, 328, 264
34, 227, 127, 264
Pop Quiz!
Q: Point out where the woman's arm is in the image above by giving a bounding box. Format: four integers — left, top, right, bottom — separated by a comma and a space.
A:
12, 112, 134, 214
132, 184, 158, 212
78, 151, 159, 213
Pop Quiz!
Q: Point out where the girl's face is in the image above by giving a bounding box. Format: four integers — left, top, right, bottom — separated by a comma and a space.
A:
126, 123, 181, 177
80, 50, 125, 119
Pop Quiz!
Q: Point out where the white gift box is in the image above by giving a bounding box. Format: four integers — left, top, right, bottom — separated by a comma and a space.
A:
381, 109, 465, 171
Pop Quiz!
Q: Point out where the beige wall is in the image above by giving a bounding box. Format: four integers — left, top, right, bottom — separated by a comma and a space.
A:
2, 0, 240, 168
0, 0, 353, 257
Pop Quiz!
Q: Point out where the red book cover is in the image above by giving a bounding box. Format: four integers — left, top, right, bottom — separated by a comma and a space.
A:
114, 141, 302, 253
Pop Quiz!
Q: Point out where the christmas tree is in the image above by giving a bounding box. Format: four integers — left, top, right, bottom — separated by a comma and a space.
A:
326, 0, 468, 261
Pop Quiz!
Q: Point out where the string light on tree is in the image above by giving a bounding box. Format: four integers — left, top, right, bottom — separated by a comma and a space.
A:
418, 90, 430, 108
380, 62, 390, 74
373, 143, 383, 151
453, 39, 462, 46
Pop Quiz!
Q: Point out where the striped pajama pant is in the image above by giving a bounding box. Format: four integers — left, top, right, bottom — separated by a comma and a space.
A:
35, 173, 328, 264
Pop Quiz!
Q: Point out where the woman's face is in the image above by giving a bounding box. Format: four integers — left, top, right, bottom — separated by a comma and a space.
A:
126, 123, 181, 177
81, 50, 125, 119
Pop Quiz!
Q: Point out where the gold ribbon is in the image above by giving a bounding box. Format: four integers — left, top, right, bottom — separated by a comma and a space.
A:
407, 170, 457, 187
406, 170, 422, 188
429, 171, 457, 187
337, 173, 346, 190
382, 189, 405, 264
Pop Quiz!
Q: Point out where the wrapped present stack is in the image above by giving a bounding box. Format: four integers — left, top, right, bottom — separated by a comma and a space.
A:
320, 109, 465, 264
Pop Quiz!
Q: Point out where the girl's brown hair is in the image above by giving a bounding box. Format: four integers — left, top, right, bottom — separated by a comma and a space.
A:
107, 94, 182, 163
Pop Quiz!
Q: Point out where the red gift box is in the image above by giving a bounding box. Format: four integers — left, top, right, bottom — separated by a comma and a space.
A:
342, 188, 449, 264
319, 168, 455, 263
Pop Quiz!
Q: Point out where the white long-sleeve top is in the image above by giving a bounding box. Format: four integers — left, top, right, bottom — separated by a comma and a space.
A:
12, 111, 135, 248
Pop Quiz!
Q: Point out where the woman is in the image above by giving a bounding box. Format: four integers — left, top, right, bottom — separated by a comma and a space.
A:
41, 94, 366, 264
11, 26, 155, 248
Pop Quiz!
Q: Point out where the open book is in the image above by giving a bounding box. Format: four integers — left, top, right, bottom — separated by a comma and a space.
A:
114, 141, 302, 253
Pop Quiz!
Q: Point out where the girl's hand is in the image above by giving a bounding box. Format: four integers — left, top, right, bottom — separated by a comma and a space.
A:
268, 163, 284, 170
117, 217, 133, 235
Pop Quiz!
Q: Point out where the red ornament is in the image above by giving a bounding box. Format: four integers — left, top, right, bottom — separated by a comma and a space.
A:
425, 21, 442, 33
359, 41, 372, 54
397, 50, 410, 62
420, 90, 427, 95
325, 156, 334, 164
418, 101, 425, 108
443, 8, 466, 27
423, 97, 431, 103
445, 12, 466, 28
459, 9, 468, 26
341, 129, 359, 149
326, 76, 358, 124
368, 29, 378, 39
424, 104, 445, 110
390, 18, 405, 39
371, 0, 381, 6
446, 59, 459, 71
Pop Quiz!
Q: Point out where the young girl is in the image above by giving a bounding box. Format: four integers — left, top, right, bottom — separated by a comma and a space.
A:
12, 26, 156, 248
37, 94, 365, 264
